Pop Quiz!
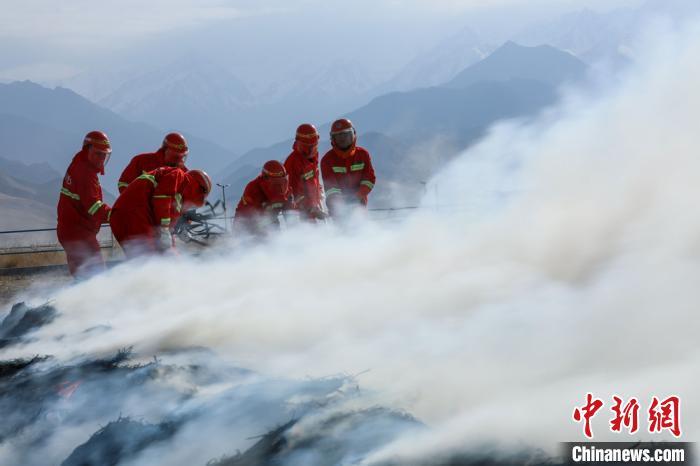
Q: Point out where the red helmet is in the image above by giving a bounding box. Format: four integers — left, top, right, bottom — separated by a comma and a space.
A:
295, 124, 319, 145
261, 160, 286, 178
83, 131, 111, 173
294, 123, 320, 158
188, 169, 212, 195
83, 130, 111, 153
330, 118, 356, 151
162, 132, 189, 167
183, 169, 212, 208
163, 132, 188, 154
260, 160, 288, 202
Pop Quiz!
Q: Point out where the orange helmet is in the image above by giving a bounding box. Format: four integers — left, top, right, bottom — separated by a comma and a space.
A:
162, 132, 189, 167
260, 160, 288, 202
83, 130, 111, 153
183, 169, 212, 208
330, 118, 356, 151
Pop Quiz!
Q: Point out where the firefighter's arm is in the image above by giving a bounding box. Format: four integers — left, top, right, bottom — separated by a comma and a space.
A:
357, 151, 376, 199
151, 170, 183, 228
235, 185, 263, 219
117, 158, 139, 193
284, 159, 304, 206
321, 156, 342, 199
80, 177, 111, 223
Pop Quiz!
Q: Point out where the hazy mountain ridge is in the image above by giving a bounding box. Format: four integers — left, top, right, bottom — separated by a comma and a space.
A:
0, 81, 238, 191
218, 42, 588, 208
375, 26, 495, 94
93, 59, 383, 153
513, 0, 700, 65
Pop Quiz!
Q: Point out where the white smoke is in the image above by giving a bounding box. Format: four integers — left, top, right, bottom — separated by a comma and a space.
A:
4, 16, 700, 466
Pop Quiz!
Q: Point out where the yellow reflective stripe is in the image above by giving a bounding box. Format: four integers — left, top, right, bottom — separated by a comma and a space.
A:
136, 173, 157, 186
161, 218, 171, 226
60, 187, 80, 201
88, 200, 104, 215
296, 195, 306, 203
360, 180, 374, 190
350, 163, 365, 171
107, 210, 112, 222
265, 202, 283, 210
332, 166, 347, 173
302, 170, 314, 180
117, 182, 129, 189
174, 193, 183, 213
326, 188, 342, 196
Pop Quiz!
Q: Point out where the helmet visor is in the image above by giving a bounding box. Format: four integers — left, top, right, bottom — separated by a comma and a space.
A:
331, 130, 354, 150
89, 149, 111, 170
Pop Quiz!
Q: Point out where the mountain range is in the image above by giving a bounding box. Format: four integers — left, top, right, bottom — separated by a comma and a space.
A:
218, 42, 587, 208
0, 41, 588, 227
0, 80, 238, 192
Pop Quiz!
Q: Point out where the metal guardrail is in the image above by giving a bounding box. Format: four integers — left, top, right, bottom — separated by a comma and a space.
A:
0, 223, 114, 256
0, 206, 428, 257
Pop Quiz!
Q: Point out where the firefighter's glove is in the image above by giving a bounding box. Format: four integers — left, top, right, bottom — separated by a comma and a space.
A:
355, 192, 368, 206
309, 207, 328, 220
157, 227, 173, 252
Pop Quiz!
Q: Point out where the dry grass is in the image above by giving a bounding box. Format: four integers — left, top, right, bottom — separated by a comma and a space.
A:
0, 251, 68, 269
0, 248, 124, 308
0, 269, 72, 308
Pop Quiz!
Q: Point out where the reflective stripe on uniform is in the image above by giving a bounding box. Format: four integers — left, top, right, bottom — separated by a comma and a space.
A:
60, 187, 80, 201
350, 163, 365, 171
302, 170, 314, 180
265, 202, 283, 210
326, 188, 342, 196
296, 195, 306, 203
360, 180, 374, 190
153, 195, 171, 198
161, 218, 171, 226
117, 182, 129, 189
332, 166, 347, 173
136, 173, 157, 186
174, 193, 183, 213
87, 200, 104, 215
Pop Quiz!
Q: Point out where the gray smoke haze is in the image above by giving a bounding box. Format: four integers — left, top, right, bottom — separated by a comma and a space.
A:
3, 13, 700, 466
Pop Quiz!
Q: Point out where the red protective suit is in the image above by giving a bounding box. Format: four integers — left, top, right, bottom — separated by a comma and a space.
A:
110, 167, 189, 258
283, 149, 323, 218
56, 150, 111, 277
320, 146, 376, 216
117, 149, 188, 193
233, 176, 292, 235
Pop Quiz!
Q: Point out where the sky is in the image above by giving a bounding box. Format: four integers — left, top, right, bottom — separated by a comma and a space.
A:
0, 0, 643, 84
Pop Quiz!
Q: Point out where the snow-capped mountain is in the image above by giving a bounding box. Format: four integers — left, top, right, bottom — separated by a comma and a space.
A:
513, 0, 700, 65
377, 27, 495, 94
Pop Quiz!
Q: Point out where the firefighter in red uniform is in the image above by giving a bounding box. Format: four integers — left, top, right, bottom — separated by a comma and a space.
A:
233, 160, 293, 236
57, 131, 112, 277
283, 124, 327, 221
117, 132, 189, 193
109, 167, 211, 258
320, 119, 376, 218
